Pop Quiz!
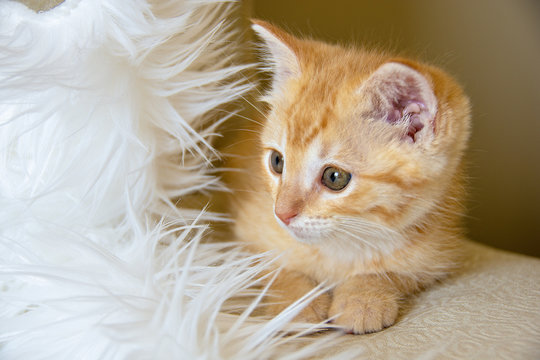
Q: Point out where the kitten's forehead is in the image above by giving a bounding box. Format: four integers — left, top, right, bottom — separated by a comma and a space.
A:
280, 87, 363, 163
282, 82, 349, 148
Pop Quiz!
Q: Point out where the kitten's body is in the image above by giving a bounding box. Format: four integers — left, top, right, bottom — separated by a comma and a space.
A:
222, 20, 470, 334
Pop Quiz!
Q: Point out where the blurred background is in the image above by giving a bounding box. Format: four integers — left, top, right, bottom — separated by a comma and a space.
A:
247, 0, 540, 257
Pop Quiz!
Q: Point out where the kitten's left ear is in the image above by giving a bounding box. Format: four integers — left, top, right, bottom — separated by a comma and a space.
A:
251, 19, 301, 95
362, 62, 438, 143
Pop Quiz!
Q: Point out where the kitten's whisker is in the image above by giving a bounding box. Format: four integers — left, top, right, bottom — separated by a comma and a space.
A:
217, 109, 264, 127
220, 138, 260, 151
339, 220, 383, 234
234, 128, 263, 134
328, 231, 370, 253
244, 79, 265, 98
328, 231, 368, 253
339, 225, 380, 240
339, 217, 401, 239
334, 227, 379, 250
239, 94, 268, 120
219, 152, 260, 161
337, 219, 404, 248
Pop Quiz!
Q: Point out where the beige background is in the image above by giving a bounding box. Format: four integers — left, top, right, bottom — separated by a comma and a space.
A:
249, 0, 540, 257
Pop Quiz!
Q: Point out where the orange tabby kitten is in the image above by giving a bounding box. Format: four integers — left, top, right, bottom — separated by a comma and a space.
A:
223, 20, 470, 334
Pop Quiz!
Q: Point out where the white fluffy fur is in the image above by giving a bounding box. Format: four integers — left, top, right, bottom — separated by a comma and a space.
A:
0, 1, 362, 358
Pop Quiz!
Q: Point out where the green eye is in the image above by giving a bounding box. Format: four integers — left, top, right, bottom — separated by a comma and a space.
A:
322, 166, 351, 191
269, 150, 284, 174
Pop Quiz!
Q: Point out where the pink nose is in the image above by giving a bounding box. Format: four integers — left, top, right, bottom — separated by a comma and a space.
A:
275, 210, 297, 225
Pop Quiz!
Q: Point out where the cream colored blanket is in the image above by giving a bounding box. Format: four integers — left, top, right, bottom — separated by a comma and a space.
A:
321, 241, 540, 359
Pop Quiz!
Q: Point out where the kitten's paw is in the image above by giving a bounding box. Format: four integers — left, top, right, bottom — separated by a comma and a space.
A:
329, 292, 398, 334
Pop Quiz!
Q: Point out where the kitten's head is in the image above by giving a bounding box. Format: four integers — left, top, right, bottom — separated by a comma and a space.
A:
252, 20, 470, 255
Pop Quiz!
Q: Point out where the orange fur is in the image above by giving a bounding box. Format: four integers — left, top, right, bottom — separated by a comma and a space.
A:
222, 20, 471, 334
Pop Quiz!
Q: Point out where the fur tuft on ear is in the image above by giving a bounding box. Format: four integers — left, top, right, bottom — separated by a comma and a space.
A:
361, 62, 438, 143
251, 19, 300, 96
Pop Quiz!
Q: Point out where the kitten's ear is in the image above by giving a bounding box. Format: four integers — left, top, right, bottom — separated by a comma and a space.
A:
362, 62, 438, 143
251, 19, 301, 95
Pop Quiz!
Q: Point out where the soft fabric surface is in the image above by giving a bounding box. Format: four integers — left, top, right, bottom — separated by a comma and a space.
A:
322, 241, 540, 359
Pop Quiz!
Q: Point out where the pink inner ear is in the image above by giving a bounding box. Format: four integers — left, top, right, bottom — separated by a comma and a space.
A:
387, 101, 426, 143
363, 62, 437, 144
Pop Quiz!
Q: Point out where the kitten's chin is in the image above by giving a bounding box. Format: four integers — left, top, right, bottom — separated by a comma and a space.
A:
276, 219, 328, 245
273, 213, 334, 244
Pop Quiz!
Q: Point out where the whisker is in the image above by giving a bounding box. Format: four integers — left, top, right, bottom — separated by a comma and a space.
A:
339, 217, 401, 239
219, 138, 260, 151
217, 109, 264, 127
239, 94, 268, 120
333, 227, 378, 250
335, 217, 406, 253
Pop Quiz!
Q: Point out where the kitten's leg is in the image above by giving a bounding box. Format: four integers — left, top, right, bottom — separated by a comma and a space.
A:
328, 274, 401, 334
265, 270, 331, 323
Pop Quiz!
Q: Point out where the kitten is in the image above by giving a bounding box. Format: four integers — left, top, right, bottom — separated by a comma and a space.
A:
222, 20, 470, 334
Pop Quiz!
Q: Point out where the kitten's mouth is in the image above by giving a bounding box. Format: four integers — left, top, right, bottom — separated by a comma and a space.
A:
275, 215, 328, 244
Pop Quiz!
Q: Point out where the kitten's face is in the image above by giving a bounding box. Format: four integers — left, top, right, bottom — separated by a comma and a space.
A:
253, 21, 470, 254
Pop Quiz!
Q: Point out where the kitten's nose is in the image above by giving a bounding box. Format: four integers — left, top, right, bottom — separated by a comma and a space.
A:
275, 210, 297, 225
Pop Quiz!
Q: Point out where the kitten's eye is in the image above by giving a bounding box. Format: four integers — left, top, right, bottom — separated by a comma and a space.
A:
269, 150, 284, 174
322, 166, 351, 191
